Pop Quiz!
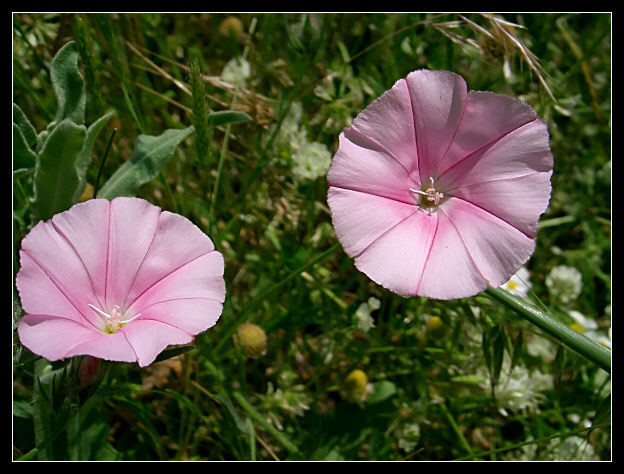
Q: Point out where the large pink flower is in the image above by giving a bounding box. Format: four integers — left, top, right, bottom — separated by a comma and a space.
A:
327, 69, 553, 300
15, 197, 225, 367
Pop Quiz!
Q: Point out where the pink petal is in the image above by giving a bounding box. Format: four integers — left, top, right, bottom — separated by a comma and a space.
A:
327, 130, 415, 204
18, 219, 102, 329
129, 251, 225, 313
49, 199, 110, 307
17, 314, 135, 363
138, 298, 223, 335
416, 204, 488, 299
122, 210, 217, 308
15, 251, 86, 326
105, 197, 161, 310
438, 119, 553, 192
327, 186, 418, 258
350, 77, 418, 174
406, 70, 467, 183
63, 330, 137, 363
353, 211, 438, 297
450, 172, 552, 237
435, 91, 539, 177
120, 320, 193, 367
440, 198, 536, 289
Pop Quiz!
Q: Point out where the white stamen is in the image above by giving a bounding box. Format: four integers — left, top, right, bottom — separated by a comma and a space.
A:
88, 303, 113, 319
120, 313, 142, 324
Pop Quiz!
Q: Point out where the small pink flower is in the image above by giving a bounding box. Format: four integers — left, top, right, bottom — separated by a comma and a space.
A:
327, 70, 553, 300
15, 197, 225, 367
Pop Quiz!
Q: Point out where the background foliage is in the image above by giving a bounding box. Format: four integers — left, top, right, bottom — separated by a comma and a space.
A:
13, 13, 611, 461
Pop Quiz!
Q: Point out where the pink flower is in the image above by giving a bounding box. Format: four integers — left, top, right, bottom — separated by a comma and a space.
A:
15, 197, 225, 367
327, 70, 553, 300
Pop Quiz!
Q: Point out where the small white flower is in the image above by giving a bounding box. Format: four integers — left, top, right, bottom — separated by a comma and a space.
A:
220, 56, 250, 88
292, 141, 331, 182
545, 265, 583, 304
502, 266, 532, 297
354, 297, 380, 333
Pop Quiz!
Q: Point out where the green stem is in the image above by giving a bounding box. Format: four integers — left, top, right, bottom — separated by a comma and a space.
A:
93, 128, 117, 198
452, 421, 610, 461
438, 399, 474, 459
484, 287, 611, 373
231, 391, 299, 455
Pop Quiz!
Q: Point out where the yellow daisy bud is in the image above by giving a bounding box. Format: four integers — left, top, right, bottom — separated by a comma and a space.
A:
234, 323, 267, 359
341, 369, 369, 403
219, 16, 244, 40
426, 316, 447, 339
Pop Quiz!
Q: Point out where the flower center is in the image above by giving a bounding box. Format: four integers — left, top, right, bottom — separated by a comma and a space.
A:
88, 304, 141, 334
410, 177, 444, 210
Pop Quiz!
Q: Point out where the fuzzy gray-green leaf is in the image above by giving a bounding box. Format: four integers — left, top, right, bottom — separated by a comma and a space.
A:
31, 119, 86, 221
72, 110, 116, 202
97, 126, 194, 199
50, 41, 86, 126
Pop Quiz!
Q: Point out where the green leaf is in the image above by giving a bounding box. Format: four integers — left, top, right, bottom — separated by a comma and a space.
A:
207, 110, 252, 127
31, 119, 86, 222
72, 110, 116, 202
13, 400, 34, 419
593, 394, 611, 425
13, 103, 37, 149
50, 41, 86, 125
492, 329, 506, 385
366, 380, 397, 405
153, 344, 196, 364
97, 126, 194, 200
13, 123, 37, 170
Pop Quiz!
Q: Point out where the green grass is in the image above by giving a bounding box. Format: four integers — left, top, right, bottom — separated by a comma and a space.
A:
13, 13, 611, 461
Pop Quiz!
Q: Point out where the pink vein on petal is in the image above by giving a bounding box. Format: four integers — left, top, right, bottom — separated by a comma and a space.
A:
345, 126, 412, 178
438, 117, 539, 187
120, 213, 161, 310
437, 205, 490, 285
19, 250, 99, 330
125, 250, 216, 309
403, 76, 421, 184
49, 220, 105, 310
445, 188, 538, 239
352, 207, 421, 260
136, 295, 224, 313
413, 212, 439, 295
329, 183, 416, 207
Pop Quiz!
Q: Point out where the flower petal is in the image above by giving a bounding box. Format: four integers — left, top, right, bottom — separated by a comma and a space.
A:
106, 197, 161, 309
139, 298, 223, 335
417, 205, 488, 299
16, 251, 86, 325
17, 314, 135, 363
441, 198, 536, 289
63, 329, 137, 363
49, 199, 110, 307
18, 219, 102, 329
350, 77, 418, 174
406, 70, 467, 182
450, 172, 552, 237
129, 251, 225, 314
438, 118, 553, 191
436, 91, 539, 177
328, 186, 418, 258
120, 319, 193, 367
122, 210, 217, 309
353, 211, 438, 297
328, 130, 414, 204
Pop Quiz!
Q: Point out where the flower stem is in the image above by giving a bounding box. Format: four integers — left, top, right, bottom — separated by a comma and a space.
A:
484, 287, 610, 373
232, 390, 299, 455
